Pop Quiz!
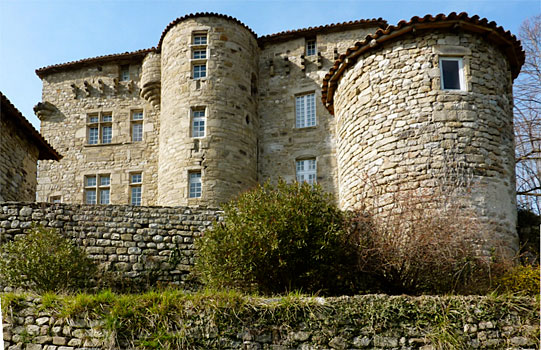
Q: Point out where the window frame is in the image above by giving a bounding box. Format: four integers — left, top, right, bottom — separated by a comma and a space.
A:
120, 64, 130, 82
131, 110, 144, 142
296, 159, 317, 185
191, 108, 206, 138
129, 172, 142, 206
192, 63, 207, 79
295, 92, 317, 128
84, 174, 111, 205
306, 38, 316, 57
439, 57, 465, 91
188, 171, 202, 198
87, 112, 113, 145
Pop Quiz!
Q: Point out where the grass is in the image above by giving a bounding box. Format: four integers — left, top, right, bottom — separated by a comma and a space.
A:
1, 289, 539, 349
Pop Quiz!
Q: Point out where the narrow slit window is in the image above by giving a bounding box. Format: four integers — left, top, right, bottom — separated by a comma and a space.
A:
440, 57, 465, 90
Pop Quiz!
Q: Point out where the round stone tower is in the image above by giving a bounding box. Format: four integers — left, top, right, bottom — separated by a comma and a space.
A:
156, 13, 259, 206
322, 13, 524, 252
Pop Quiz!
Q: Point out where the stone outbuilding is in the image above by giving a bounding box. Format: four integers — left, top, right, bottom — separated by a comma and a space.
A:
0, 92, 61, 202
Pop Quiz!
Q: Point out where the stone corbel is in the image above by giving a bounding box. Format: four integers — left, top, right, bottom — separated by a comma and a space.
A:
33, 101, 57, 120
128, 80, 135, 93
300, 54, 306, 72
284, 56, 290, 75
98, 79, 106, 94
70, 84, 79, 99
113, 78, 120, 93
83, 81, 91, 97
269, 60, 275, 77
317, 51, 323, 69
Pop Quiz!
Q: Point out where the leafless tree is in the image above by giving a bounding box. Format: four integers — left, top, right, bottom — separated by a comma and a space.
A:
514, 15, 541, 213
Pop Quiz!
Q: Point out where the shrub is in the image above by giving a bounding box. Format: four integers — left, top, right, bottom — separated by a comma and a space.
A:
496, 264, 540, 295
195, 180, 360, 295
353, 188, 505, 295
0, 225, 97, 292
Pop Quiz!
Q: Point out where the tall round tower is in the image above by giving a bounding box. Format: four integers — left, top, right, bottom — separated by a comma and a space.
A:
322, 13, 524, 252
156, 13, 259, 206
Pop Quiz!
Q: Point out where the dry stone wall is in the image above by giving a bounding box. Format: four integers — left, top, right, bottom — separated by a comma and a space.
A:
333, 31, 518, 252
2, 294, 538, 350
36, 60, 160, 206
0, 202, 222, 290
0, 118, 39, 202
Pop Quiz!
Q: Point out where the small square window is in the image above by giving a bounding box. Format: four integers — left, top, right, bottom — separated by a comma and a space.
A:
50, 195, 61, 204
440, 57, 465, 90
193, 64, 207, 79
193, 50, 207, 59
189, 172, 202, 198
306, 39, 316, 56
193, 33, 207, 45
295, 93, 316, 128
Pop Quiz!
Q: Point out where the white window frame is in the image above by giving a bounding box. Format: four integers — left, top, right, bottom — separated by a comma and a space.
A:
131, 110, 144, 142
129, 172, 142, 206
192, 33, 207, 46
296, 159, 317, 185
295, 93, 316, 128
191, 108, 206, 138
87, 112, 113, 145
193, 49, 207, 59
439, 57, 465, 91
85, 174, 110, 205
306, 39, 316, 56
193, 63, 207, 79
189, 171, 202, 198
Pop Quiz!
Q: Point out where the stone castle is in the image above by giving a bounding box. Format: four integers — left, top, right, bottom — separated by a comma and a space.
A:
33, 12, 524, 249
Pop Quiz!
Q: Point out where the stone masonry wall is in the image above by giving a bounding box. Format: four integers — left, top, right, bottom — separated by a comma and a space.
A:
0, 117, 39, 203
333, 30, 518, 252
0, 202, 222, 289
158, 16, 259, 207
2, 294, 538, 350
257, 26, 379, 195
37, 59, 160, 206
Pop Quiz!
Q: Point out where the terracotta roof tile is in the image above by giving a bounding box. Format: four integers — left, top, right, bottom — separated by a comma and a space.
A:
156, 12, 257, 51
36, 48, 154, 78
321, 12, 525, 114
0, 91, 61, 160
258, 18, 388, 45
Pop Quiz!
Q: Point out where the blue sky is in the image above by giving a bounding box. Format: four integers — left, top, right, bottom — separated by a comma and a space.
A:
1, 0, 539, 129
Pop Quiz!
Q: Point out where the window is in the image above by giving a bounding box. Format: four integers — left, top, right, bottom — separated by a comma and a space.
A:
296, 159, 317, 185
193, 49, 206, 59
192, 109, 205, 138
306, 39, 316, 56
193, 64, 207, 79
295, 93, 316, 128
192, 32, 208, 80
193, 33, 207, 45
189, 172, 202, 198
131, 110, 144, 142
130, 172, 142, 206
439, 57, 465, 90
50, 196, 61, 204
85, 174, 110, 204
120, 65, 130, 81
87, 112, 113, 145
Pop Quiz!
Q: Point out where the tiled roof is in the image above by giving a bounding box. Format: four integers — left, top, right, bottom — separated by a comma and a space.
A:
0, 91, 62, 161
35, 48, 153, 78
157, 12, 257, 51
258, 18, 388, 45
322, 12, 525, 114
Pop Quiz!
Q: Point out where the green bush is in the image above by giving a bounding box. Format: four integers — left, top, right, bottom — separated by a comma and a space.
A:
195, 180, 361, 295
0, 226, 97, 292
496, 264, 540, 295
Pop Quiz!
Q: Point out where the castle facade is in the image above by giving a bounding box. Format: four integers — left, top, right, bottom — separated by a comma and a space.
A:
34, 13, 524, 249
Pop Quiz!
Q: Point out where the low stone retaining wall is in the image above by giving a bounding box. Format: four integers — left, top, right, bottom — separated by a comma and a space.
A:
1, 293, 539, 349
0, 202, 222, 290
